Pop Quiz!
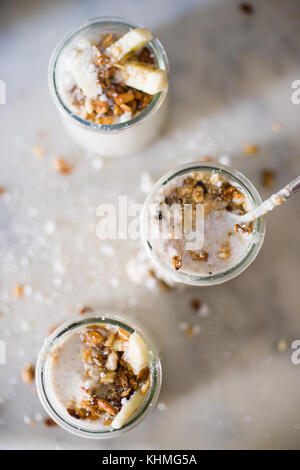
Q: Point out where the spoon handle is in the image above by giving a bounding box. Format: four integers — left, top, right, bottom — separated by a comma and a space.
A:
240, 175, 300, 223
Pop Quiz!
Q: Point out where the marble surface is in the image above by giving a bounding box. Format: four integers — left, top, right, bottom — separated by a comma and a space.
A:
0, 0, 300, 450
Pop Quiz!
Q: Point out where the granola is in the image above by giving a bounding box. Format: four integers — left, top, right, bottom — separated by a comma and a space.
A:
49, 324, 151, 430
148, 169, 255, 277
63, 31, 166, 125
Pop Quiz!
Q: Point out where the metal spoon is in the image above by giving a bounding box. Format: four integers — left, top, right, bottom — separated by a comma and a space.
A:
239, 175, 300, 224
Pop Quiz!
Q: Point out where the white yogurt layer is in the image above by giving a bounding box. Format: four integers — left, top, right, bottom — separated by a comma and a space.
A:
149, 170, 256, 277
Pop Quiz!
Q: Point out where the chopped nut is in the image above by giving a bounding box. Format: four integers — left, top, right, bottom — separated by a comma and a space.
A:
103, 417, 113, 426
261, 169, 275, 188
93, 100, 109, 115
53, 158, 72, 174
234, 223, 253, 235
21, 363, 35, 384
243, 144, 259, 156
115, 92, 135, 105
100, 371, 116, 384
140, 377, 150, 394
97, 116, 114, 125
190, 251, 209, 262
82, 330, 104, 346
97, 398, 118, 416
136, 367, 150, 382
172, 255, 182, 270
118, 328, 130, 341
232, 190, 245, 205
13, 284, 24, 299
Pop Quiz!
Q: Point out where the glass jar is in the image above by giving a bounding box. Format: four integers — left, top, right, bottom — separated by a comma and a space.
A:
48, 17, 169, 157
36, 314, 162, 439
140, 161, 266, 286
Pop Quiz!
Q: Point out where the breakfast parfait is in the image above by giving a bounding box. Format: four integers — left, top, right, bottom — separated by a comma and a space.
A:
36, 316, 161, 438
141, 162, 266, 286
49, 18, 169, 156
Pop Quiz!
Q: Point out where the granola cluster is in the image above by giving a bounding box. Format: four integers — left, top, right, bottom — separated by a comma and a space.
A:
160, 171, 253, 271
66, 325, 150, 424
70, 33, 154, 125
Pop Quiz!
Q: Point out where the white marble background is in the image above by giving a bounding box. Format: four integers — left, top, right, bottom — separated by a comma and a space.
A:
0, 0, 300, 450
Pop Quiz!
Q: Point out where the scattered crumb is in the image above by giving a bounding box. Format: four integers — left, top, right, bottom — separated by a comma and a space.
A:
272, 122, 281, 133
190, 298, 200, 311
243, 144, 259, 156
179, 322, 201, 338
79, 305, 94, 315
21, 363, 35, 384
261, 169, 275, 188
48, 324, 59, 335
149, 270, 170, 292
277, 339, 288, 352
239, 3, 254, 15
199, 156, 214, 162
52, 157, 72, 174
13, 284, 24, 299
0, 187, 5, 197
32, 144, 45, 158
44, 417, 57, 427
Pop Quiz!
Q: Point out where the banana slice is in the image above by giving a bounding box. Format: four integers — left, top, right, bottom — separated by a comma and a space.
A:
111, 390, 145, 429
120, 62, 167, 95
69, 43, 102, 99
125, 332, 149, 375
106, 28, 153, 62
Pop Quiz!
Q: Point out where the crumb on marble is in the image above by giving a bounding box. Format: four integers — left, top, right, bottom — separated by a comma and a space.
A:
272, 122, 281, 133
44, 417, 57, 427
32, 144, 45, 158
277, 339, 288, 352
52, 157, 72, 174
190, 298, 200, 311
21, 363, 35, 384
13, 284, 24, 299
261, 169, 275, 188
239, 3, 254, 15
243, 144, 259, 156
79, 305, 94, 315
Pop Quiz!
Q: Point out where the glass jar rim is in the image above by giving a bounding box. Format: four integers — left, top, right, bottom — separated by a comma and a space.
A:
141, 161, 266, 286
48, 16, 169, 134
35, 313, 162, 439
